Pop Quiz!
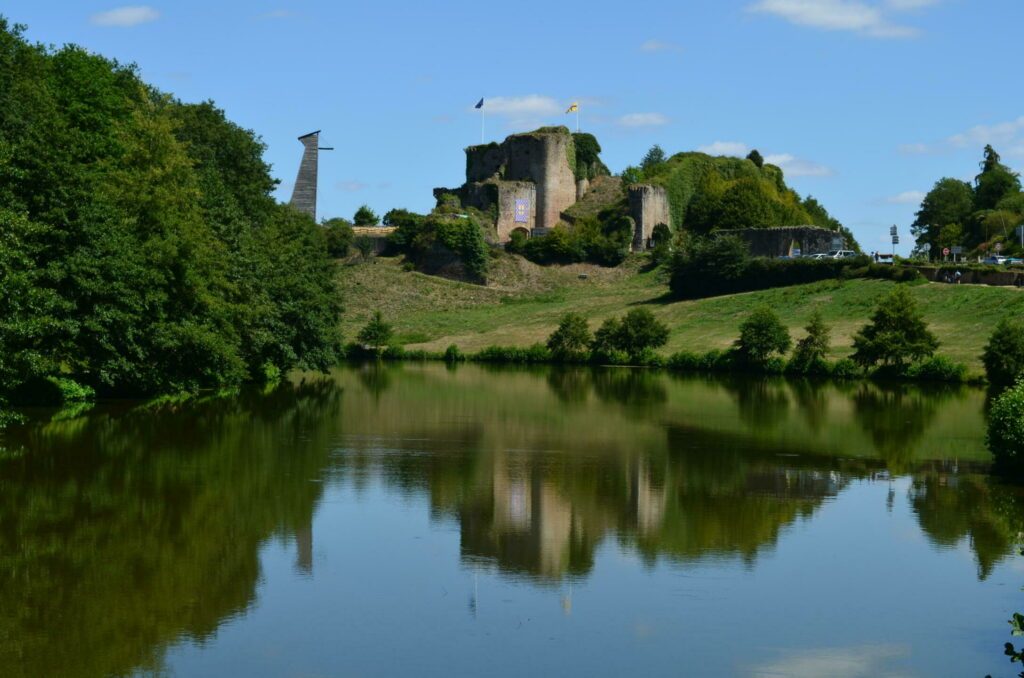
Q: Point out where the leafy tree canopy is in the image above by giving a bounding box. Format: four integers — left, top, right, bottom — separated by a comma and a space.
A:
0, 17, 342, 402
851, 287, 938, 369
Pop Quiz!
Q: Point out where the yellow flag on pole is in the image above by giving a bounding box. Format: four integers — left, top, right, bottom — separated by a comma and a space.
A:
565, 102, 578, 114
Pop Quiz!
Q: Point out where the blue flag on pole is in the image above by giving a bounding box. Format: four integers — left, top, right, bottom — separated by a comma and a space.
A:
475, 98, 484, 109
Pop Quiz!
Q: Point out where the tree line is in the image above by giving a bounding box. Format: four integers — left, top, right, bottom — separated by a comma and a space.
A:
912, 145, 1023, 258
0, 18, 342, 417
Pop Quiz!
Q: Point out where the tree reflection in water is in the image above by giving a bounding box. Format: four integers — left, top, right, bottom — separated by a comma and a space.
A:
0, 364, 1014, 677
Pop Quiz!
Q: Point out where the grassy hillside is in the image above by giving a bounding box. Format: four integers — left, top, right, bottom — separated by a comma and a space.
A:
338, 254, 1024, 374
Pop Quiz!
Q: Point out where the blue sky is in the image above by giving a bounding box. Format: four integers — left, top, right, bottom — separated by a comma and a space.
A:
5, 0, 1022, 253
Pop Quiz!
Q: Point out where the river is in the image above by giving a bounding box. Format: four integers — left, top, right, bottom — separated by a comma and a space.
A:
0, 364, 1020, 677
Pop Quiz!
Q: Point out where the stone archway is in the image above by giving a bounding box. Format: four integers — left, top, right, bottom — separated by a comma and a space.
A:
511, 227, 530, 240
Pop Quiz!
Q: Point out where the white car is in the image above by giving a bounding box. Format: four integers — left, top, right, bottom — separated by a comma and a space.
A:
827, 250, 858, 259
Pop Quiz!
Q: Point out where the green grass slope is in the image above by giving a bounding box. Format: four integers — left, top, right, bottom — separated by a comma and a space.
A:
338, 255, 1024, 374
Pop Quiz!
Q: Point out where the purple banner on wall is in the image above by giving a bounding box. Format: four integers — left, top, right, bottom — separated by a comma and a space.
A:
514, 199, 529, 223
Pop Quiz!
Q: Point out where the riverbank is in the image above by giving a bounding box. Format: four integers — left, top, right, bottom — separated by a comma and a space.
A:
338, 254, 1024, 376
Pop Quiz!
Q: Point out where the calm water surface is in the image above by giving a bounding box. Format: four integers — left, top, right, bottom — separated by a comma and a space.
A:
1, 364, 1022, 677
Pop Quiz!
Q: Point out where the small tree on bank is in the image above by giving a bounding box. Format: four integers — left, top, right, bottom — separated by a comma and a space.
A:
734, 307, 791, 367
788, 311, 831, 374
983, 318, 1024, 389
616, 308, 670, 360
353, 204, 379, 226
547, 313, 592, 362
851, 286, 938, 370
590, 309, 669, 362
357, 311, 393, 357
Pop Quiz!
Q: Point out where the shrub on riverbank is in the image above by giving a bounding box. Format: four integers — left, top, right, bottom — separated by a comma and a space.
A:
983, 318, 1024, 390
988, 378, 1024, 474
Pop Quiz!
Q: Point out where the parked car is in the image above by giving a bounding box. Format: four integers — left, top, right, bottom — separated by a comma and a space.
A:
875, 254, 895, 265
827, 250, 858, 259
808, 253, 829, 260
1006, 257, 1024, 266
983, 255, 1008, 265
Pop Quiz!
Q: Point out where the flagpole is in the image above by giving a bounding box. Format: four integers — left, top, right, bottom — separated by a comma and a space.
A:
576, 108, 580, 133
480, 108, 484, 144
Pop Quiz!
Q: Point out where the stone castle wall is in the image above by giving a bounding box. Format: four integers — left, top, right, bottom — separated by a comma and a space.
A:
716, 226, 841, 258
495, 182, 537, 242
627, 184, 671, 252
466, 143, 506, 182
503, 132, 577, 232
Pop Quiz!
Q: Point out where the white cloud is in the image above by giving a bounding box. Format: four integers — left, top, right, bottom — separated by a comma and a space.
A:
765, 153, 834, 177
900, 116, 1024, 155
885, 190, 926, 204
885, 0, 939, 9
698, 141, 750, 156
696, 141, 832, 177
747, 0, 920, 38
477, 95, 561, 116
337, 180, 368, 192
948, 116, 1024, 148
90, 6, 160, 27
640, 39, 682, 52
618, 113, 669, 127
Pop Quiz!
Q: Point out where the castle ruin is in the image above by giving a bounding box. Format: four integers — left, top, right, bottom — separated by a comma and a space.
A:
436, 127, 670, 252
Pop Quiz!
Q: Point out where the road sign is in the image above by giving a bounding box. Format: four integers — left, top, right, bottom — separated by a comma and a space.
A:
952, 246, 963, 255
942, 247, 951, 256
831, 237, 844, 250
892, 235, 899, 245
995, 242, 1003, 253
890, 225, 898, 236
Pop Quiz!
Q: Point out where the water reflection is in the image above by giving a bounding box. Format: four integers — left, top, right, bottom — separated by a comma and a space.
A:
0, 364, 1019, 677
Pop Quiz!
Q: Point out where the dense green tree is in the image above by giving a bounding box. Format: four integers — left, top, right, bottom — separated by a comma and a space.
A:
788, 311, 831, 374
546, 313, 592, 361
0, 18, 342, 402
591, 317, 623, 358
357, 311, 393, 356
641, 145, 666, 173
620, 165, 642, 185
911, 178, 974, 256
988, 378, 1024, 474
851, 287, 939, 369
746, 149, 764, 168
353, 204, 378, 226
615, 308, 669, 360
323, 218, 354, 257
974, 145, 1020, 214
983, 318, 1024, 389
734, 307, 791, 367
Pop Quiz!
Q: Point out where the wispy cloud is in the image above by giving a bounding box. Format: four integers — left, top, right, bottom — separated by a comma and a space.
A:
766, 153, 834, 177
885, 190, 926, 204
697, 141, 833, 177
476, 95, 561, 116
640, 39, 683, 52
948, 116, 1024, 148
885, 0, 940, 9
698, 141, 750, 156
618, 112, 669, 128
747, 0, 928, 38
90, 5, 160, 27
337, 180, 369, 192
903, 115, 1024, 155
